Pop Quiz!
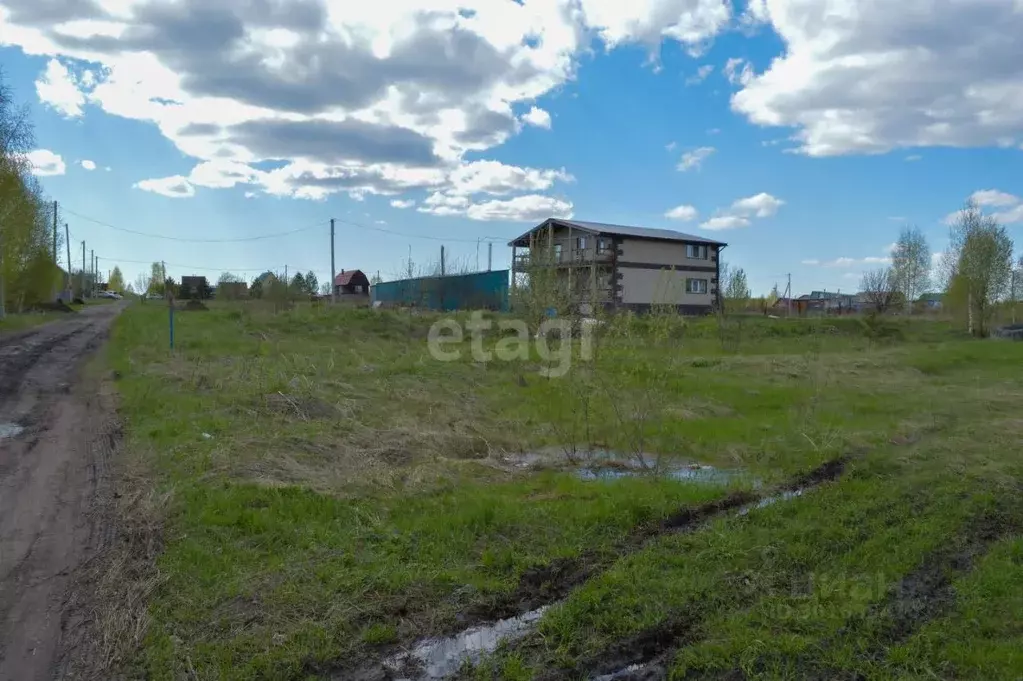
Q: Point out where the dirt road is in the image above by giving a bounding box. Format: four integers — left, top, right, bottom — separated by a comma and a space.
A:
0, 304, 123, 681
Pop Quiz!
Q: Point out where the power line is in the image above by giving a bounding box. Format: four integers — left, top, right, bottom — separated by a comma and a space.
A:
333, 217, 511, 244
62, 208, 329, 243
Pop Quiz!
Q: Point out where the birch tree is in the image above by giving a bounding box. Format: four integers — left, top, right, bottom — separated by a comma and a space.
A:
940, 201, 1014, 337
890, 225, 930, 311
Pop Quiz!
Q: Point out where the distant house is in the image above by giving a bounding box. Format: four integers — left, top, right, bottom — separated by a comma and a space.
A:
334, 269, 370, 298
508, 218, 727, 314
218, 281, 249, 300
181, 275, 210, 300
917, 292, 943, 311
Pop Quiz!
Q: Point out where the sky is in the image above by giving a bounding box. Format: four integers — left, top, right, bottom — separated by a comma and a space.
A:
2, 0, 1022, 296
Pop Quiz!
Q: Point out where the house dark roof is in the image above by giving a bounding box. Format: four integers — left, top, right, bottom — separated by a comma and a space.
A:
334, 269, 367, 286
508, 218, 727, 247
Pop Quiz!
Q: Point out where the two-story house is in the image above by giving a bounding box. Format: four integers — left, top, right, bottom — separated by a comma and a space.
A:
508, 218, 727, 314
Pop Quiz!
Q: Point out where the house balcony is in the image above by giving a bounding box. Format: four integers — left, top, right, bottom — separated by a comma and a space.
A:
513, 249, 614, 269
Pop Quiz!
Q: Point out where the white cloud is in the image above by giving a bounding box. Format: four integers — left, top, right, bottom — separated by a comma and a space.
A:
666, 141, 677, 151
25, 149, 66, 176
707, 127, 720, 135
80, 159, 96, 170
944, 189, 1023, 225
905, 155, 922, 162
729, 192, 784, 218
391, 199, 416, 209
0, 0, 751, 213
701, 215, 750, 230
577, 0, 732, 53
521, 106, 552, 129
244, 191, 257, 199
697, 191, 783, 230
731, 0, 1023, 156
677, 146, 715, 171
723, 57, 752, 86
993, 204, 1023, 224
134, 175, 195, 198
664, 204, 698, 221
685, 64, 714, 85
802, 244, 894, 268
420, 193, 572, 222
970, 189, 1020, 208
447, 160, 572, 196
34, 58, 86, 118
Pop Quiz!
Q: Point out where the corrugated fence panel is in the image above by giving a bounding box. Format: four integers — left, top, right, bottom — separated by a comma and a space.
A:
372, 270, 509, 311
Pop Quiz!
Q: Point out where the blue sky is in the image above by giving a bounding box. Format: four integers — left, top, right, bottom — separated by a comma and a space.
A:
2, 0, 1021, 295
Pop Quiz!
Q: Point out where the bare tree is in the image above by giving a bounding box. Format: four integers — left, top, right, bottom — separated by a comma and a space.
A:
890, 225, 930, 311
860, 267, 898, 313
132, 272, 150, 297
940, 201, 1014, 336
723, 265, 750, 314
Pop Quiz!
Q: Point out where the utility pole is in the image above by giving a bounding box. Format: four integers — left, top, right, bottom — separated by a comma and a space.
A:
786, 273, 792, 317
407, 245, 412, 279
488, 242, 493, 272
330, 218, 336, 303
476, 238, 480, 272
52, 200, 58, 262
81, 241, 86, 299
440, 245, 445, 277
1012, 269, 1019, 324
90, 249, 95, 297
162, 261, 166, 299
64, 223, 71, 299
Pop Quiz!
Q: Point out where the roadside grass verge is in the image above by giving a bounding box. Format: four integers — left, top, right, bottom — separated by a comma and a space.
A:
104, 302, 1023, 679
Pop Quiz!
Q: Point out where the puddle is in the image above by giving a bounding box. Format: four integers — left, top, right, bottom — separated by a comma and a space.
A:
593, 664, 649, 681
577, 463, 753, 486
498, 449, 762, 488
384, 607, 548, 680
738, 488, 803, 515
0, 423, 25, 439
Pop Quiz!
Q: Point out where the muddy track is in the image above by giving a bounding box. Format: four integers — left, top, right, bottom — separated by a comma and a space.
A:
680, 505, 1022, 681
0, 304, 123, 681
326, 456, 852, 680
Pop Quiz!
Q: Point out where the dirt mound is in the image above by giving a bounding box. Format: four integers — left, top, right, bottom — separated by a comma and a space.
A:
183, 300, 209, 311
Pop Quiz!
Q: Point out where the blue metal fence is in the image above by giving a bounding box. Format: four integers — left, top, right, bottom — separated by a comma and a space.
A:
371, 270, 509, 311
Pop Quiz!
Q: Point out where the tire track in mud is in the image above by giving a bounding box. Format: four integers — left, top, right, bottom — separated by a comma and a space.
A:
325, 455, 853, 681
672, 504, 1023, 681
0, 305, 123, 681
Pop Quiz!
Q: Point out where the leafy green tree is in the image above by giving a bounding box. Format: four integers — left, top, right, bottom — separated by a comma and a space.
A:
108, 266, 125, 292
291, 272, 306, 296
304, 271, 318, 296
940, 201, 1015, 336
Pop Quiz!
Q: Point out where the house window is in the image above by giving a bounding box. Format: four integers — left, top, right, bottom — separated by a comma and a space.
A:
576, 236, 587, 250
686, 278, 708, 294
553, 244, 563, 262
686, 244, 708, 259
596, 238, 612, 255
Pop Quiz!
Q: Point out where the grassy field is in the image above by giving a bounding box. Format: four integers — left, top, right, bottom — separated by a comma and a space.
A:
100, 302, 1023, 680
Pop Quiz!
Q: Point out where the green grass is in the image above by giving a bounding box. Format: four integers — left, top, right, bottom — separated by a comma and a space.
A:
0, 309, 73, 332
103, 303, 1023, 680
